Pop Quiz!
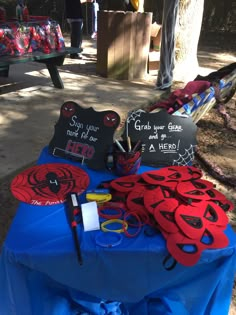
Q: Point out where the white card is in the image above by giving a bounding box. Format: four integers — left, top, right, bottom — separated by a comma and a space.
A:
81, 201, 100, 232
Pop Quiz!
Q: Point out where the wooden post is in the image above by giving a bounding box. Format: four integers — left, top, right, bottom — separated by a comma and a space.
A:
96, 10, 152, 80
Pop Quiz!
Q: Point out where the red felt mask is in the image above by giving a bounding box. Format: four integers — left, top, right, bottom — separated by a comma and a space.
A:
203, 188, 227, 201
141, 169, 179, 189
142, 166, 202, 186
213, 199, 234, 212
144, 186, 177, 215
183, 166, 203, 180
125, 186, 155, 225
163, 166, 202, 181
175, 201, 228, 240
166, 226, 229, 267
110, 174, 155, 193
153, 199, 179, 233
126, 185, 150, 214
110, 175, 141, 193
176, 179, 215, 201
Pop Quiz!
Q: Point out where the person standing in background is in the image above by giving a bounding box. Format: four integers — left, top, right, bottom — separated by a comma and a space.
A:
65, 0, 87, 59
91, 0, 100, 39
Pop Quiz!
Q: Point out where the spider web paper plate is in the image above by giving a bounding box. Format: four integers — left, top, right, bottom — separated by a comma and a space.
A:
11, 163, 90, 206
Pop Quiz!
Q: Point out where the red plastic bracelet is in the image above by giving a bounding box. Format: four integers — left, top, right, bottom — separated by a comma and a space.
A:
123, 211, 142, 238
98, 203, 124, 219
125, 209, 150, 226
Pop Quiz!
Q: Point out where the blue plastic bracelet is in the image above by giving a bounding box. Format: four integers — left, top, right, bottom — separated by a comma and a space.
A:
95, 231, 123, 248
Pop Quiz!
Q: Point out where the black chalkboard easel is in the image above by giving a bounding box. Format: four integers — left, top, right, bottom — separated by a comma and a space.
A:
122, 109, 197, 167
48, 101, 120, 170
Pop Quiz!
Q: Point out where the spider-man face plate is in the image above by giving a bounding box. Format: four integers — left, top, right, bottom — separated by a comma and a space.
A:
11, 163, 90, 206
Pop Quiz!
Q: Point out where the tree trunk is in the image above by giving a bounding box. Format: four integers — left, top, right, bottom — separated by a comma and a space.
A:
174, 0, 204, 82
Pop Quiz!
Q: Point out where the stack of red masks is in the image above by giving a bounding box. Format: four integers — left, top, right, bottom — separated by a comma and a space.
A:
106, 166, 233, 266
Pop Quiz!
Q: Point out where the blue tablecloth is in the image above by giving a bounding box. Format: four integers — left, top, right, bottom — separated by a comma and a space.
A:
0, 146, 236, 315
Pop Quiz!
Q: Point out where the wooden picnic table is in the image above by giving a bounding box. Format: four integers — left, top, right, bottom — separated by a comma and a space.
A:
0, 47, 80, 89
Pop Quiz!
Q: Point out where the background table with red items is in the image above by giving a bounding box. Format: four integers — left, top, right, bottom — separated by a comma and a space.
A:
0, 16, 65, 56
0, 17, 79, 88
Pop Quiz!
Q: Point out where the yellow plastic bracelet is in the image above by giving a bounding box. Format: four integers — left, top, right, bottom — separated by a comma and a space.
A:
86, 193, 112, 204
101, 219, 128, 233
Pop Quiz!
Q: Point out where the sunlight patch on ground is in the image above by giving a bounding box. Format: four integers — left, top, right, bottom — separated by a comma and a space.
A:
24, 70, 49, 78
197, 50, 236, 73
216, 53, 236, 62
198, 51, 236, 60
0, 111, 27, 122
200, 52, 236, 63
197, 66, 217, 76
17, 85, 52, 93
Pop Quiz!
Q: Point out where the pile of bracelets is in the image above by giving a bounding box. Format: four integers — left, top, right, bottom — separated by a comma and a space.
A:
89, 190, 160, 248
97, 202, 145, 240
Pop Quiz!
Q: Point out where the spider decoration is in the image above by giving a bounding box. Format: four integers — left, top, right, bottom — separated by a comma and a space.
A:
103, 112, 120, 128
11, 163, 89, 205
61, 101, 77, 118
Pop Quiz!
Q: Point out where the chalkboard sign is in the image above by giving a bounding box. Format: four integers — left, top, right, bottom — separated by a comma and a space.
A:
48, 101, 120, 170
122, 109, 197, 167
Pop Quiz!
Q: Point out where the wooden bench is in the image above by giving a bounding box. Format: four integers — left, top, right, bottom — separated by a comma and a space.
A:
0, 47, 80, 89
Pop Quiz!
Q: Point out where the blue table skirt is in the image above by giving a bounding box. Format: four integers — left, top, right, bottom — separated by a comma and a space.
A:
0, 146, 236, 315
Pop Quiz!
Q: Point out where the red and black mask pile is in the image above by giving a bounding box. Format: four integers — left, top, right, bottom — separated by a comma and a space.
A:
103, 166, 233, 267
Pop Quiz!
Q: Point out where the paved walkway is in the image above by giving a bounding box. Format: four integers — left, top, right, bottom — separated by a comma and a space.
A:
0, 38, 162, 178
0, 38, 235, 179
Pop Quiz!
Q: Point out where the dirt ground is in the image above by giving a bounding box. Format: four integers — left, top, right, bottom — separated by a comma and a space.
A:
195, 95, 236, 206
